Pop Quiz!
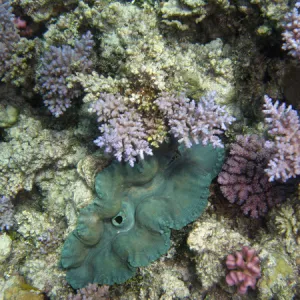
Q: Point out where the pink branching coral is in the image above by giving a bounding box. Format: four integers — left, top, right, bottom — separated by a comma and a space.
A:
217, 134, 283, 218
263, 95, 300, 182
68, 284, 109, 300
225, 246, 261, 295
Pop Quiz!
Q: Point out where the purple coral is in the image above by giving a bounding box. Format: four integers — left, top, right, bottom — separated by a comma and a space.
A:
263, 95, 300, 182
37, 31, 94, 117
154, 91, 235, 148
282, 2, 300, 59
91, 91, 234, 167
225, 246, 261, 294
68, 284, 109, 300
0, 1, 20, 79
0, 196, 14, 230
218, 135, 283, 218
91, 93, 153, 167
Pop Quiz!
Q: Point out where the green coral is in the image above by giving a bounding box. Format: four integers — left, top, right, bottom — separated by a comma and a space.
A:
12, 0, 78, 22
0, 113, 82, 197
0, 105, 18, 128
75, 2, 234, 103
61, 142, 224, 288
43, 13, 81, 48
1, 38, 38, 87
160, 0, 230, 30
258, 239, 298, 300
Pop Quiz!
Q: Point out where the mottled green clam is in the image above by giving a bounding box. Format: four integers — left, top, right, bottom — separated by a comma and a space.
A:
61, 143, 224, 288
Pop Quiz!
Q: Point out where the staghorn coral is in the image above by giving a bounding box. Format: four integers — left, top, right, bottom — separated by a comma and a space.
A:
155, 91, 235, 148
282, 2, 300, 59
263, 95, 300, 182
218, 134, 283, 218
225, 246, 261, 295
0, 196, 14, 231
36, 31, 94, 117
61, 143, 224, 288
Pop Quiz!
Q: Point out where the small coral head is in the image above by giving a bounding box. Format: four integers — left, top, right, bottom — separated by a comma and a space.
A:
225, 246, 261, 294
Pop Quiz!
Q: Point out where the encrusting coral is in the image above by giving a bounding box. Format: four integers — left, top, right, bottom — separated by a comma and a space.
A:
61, 142, 224, 288
0, 113, 83, 197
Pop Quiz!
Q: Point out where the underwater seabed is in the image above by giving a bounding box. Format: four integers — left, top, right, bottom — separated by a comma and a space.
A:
1, 0, 300, 298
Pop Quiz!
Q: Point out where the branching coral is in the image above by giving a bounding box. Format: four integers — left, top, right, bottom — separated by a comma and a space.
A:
36, 32, 94, 117
90, 93, 154, 167
155, 91, 235, 148
225, 246, 261, 294
282, 2, 300, 59
218, 134, 283, 218
263, 95, 300, 182
91, 92, 234, 166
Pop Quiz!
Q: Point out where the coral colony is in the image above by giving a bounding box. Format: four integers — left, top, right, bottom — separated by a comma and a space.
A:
91, 92, 235, 166
225, 246, 261, 294
217, 135, 283, 218
263, 95, 300, 182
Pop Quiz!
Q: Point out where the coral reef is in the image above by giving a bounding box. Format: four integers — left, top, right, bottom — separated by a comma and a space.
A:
225, 246, 261, 294
263, 95, 300, 182
0, 0, 299, 297
61, 143, 224, 288
218, 135, 283, 218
